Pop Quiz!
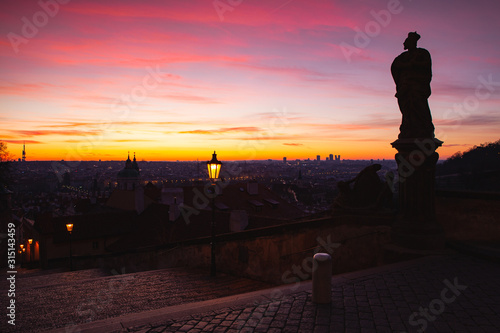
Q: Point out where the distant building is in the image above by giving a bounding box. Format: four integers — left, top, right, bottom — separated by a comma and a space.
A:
283, 157, 287, 163
316, 155, 320, 161
117, 152, 140, 191
22, 142, 26, 162
36, 210, 134, 268
108, 152, 152, 214
329, 154, 333, 161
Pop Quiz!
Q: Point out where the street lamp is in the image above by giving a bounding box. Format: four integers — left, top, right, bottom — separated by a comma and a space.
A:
66, 223, 74, 271
206, 151, 222, 277
207, 151, 222, 181
20, 245, 24, 266
28, 239, 33, 264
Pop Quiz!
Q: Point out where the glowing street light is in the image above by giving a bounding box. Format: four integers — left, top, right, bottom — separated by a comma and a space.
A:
20, 244, 24, 266
206, 151, 222, 277
206, 151, 222, 183
66, 223, 74, 271
27, 239, 33, 264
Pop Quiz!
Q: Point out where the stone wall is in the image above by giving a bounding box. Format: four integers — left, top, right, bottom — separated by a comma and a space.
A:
436, 194, 500, 241
87, 214, 392, 284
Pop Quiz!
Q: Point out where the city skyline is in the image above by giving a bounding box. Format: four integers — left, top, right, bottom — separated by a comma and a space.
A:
1, 0, 500, 161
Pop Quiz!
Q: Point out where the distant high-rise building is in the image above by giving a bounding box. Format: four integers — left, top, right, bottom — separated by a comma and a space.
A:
329, 154, 333, 161
22, 142, 26, 162
316, 155, 320, 161
283, 157, 287, 163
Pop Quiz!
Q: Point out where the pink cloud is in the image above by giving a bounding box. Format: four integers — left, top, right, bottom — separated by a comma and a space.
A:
7, 130, 102, 137
162, 94, 221, 104
179, 127, 262, 135
2, 140, 42, 144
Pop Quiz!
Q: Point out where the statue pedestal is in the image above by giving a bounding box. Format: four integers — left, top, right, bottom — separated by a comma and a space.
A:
391, 138, 445, 250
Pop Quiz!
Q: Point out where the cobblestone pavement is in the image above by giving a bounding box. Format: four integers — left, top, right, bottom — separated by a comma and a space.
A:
1, 266, 272, 333
123, 254, 500, 333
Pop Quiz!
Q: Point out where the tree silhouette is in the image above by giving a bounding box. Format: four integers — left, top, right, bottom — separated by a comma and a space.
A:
437, 139, 500, 191
439, 139, 500, 175
0, 141, 12, 187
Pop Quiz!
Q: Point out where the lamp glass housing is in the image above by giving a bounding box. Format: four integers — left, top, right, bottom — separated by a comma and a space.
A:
206, 151, 222, 181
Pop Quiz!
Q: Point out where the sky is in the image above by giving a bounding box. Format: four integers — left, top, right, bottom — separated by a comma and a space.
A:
1, 0, 499, 161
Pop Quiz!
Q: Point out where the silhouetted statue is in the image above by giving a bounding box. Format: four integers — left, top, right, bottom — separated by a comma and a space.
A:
391, 32, 434, 138
333, 164, 392, 212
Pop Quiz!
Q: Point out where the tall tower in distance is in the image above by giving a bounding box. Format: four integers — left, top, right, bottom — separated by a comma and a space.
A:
22, 141, 26, 162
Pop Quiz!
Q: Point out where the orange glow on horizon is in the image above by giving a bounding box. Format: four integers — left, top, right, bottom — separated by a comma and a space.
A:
5, 141, 464, 161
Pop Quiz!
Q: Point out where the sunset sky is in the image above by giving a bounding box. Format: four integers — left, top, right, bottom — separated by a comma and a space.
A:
1, 0, 499, 161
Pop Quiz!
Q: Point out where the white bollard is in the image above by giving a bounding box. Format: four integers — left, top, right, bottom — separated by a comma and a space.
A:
312, 253, 332, 304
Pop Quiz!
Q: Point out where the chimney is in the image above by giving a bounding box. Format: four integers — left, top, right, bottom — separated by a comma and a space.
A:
161, 187, 184, 205
230, 210, 248, 232
247, 181, 258, 195
169, 197, 181, 221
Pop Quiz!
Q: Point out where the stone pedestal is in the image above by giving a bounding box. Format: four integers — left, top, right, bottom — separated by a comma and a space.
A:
391, 138, 445, 250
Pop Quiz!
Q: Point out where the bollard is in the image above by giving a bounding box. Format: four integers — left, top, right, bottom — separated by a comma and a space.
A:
312, 253, 332, 304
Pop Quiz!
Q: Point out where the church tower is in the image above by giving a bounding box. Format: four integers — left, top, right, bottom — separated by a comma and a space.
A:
117, 152, 140, 190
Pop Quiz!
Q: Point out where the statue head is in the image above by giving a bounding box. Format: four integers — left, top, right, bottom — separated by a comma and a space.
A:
403, 31, 420, 50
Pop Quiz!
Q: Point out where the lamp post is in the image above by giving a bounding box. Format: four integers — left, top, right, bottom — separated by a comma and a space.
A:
206, 151, 222, 277
66, 223, 74, 271
28, 239, 33, 264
